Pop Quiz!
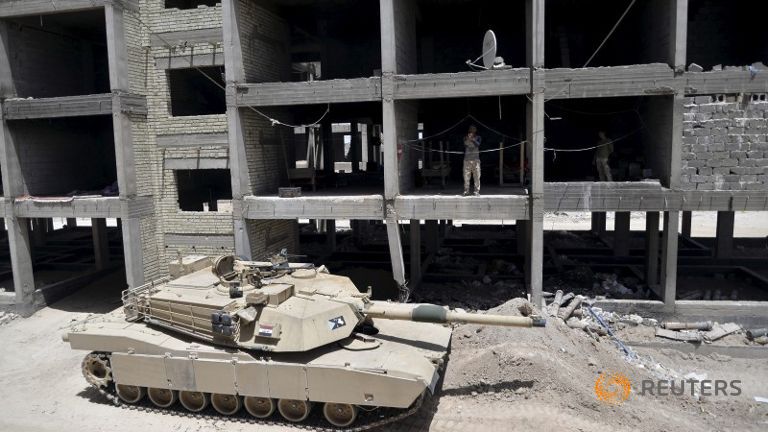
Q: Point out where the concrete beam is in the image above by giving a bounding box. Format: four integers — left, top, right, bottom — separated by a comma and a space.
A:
156, 132, 228, 148
392, 69, 530, 100
394, 195, 530, 221
645, 212, 660, 287
236, 78, 382, 107
715, 211, 735, 259
545, 182, 768, 212
660, 211, 679, 309
13, 197, 122, 218
241, 195, 385, 220
164, 157, 229, 170
92, 218, 109, 270
155, 52, 224, 70
613, 212, 631, 256
684, 70, 768, 95
2, 93, 146, 120
150, 28, 223, 47
165, 233, 235, 249
0, 0, 138, 18
542, 64, 677, 99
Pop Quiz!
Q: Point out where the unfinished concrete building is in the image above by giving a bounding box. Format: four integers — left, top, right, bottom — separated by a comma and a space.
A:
1, 0, 767, 322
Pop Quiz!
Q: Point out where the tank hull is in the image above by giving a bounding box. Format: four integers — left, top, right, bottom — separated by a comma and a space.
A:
68, 312, 451, 410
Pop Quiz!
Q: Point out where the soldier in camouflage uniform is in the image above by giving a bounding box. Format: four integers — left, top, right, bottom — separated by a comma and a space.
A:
463, 125, 481, 196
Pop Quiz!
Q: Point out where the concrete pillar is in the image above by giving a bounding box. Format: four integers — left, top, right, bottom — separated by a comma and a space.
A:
66, 218, 77, 229
660, 211, 679, 309
591, 212, 606, 235
31, 219, 46, 247
350, 122, 360, 173
0, 21, 17, 98
645, 212, 660, 287
385, 208, 406, 290
121, 218, 145, 288
224, 0, 252, 259
715, 211, 735, 259
670, 0, 688, 71
325, 219, 336, 252
322, 119, 335, 179
6, 217, 35, 313
425, 220, 439, 254
516, 220, 528, 255
92, 218, 109, 270
613, 212, 631, 256
409, 219, 421, 286
523, 0, 545, 306
681, 211, 692, 238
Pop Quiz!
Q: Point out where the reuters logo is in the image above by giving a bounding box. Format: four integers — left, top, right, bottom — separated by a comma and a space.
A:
594, 372, 632, 405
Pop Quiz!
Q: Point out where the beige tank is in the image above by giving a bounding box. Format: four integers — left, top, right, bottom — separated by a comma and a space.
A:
65, 254, 545, 429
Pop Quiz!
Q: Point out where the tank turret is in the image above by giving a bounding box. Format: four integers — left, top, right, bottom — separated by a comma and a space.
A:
66, 255, 545, 428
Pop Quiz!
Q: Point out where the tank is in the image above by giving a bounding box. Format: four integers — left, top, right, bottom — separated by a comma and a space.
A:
65, 253, 545, 429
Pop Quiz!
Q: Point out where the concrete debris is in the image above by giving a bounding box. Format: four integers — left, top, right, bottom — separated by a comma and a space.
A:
746, 328, 768, 339
688, 62, 704, 72
754, 336, 768, 345
656, 328, 703, 342
0, 310, 20, 326
703, 323, 741, 343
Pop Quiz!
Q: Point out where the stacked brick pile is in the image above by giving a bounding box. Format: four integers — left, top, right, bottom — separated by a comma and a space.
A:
681, 95, 768, 190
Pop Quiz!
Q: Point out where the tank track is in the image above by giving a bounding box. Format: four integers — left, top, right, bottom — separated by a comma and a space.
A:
86, 352, 425, 432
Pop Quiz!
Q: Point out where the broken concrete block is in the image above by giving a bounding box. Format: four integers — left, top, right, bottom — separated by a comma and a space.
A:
703, 323, 741, 343
656, 328, 703, 342
688, 62, 704, 72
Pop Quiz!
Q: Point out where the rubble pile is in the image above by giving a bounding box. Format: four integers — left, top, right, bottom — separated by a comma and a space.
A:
0, 310, 19, 326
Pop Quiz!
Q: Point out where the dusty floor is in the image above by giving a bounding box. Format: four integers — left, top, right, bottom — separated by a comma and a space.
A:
1, 271, 767, 432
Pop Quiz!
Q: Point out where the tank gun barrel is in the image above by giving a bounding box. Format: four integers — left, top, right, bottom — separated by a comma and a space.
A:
366, 303, 546, 328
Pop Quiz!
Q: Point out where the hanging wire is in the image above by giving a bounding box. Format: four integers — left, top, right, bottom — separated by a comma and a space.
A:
544, 0, 638, 102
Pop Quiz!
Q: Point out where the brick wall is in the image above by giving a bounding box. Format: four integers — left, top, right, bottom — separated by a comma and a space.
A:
236, 0, 290, 83
246, 219, 298, 259
9, 117, 116, 196
681, 95, 768, 191
3, 14, 109, 98
241, 109, 288, 195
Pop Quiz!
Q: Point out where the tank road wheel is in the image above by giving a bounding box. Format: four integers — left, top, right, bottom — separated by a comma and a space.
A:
211, 394, 242, 415
243, 397, 276, 418
277, 399, 313, 422
116, 384, 145, 404
81, 353, 112, 388
323, 403, 358, 427
179, 391, 209, 412
147, 388, 178, 408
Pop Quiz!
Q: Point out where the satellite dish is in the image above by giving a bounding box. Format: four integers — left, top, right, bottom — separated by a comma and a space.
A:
481, 30, 498, 69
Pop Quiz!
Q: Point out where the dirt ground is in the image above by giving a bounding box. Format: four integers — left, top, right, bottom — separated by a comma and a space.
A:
0, 271, 766, 432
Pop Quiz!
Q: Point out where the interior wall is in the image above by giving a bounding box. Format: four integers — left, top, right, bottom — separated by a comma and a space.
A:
9, 116, 116, 196
237, 0, 291, 83
687, 0, 768, 70
416, 0, 526, 73
2, 11, 109, 98
280, 0, 381, 79
545, 0, 669, 68
641, 96, 674, 186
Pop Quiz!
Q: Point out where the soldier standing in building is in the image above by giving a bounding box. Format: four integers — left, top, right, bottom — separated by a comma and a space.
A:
463, 125, 482, 196
594, 130, 613, 181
